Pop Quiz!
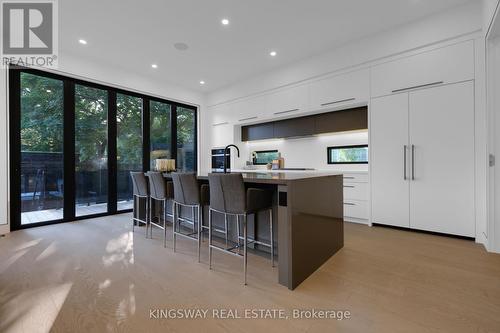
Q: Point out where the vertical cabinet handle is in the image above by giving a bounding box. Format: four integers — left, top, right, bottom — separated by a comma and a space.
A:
403, 145, 407, 180
411, 144, 415, 180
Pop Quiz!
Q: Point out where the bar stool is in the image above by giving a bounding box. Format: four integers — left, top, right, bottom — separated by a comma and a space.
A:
130, 171, 149, 237
207, 173, 274, 285
171, 173, 209, 262
147, 171, 174, 247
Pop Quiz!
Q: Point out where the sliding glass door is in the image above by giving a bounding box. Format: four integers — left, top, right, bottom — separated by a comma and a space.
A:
116, 93, 143, 210
9, 66, 197, 230
74, 84, 109, 216
18, 72, 64, 225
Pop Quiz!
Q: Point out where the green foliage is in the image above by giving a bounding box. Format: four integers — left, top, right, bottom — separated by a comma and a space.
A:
117, 94, 142, 169
20, 73, 64, 152
20, 73, 196, 172
75, 84, 108, 170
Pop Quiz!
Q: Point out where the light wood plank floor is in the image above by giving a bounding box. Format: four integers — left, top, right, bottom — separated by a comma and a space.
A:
1, 214, 499, 333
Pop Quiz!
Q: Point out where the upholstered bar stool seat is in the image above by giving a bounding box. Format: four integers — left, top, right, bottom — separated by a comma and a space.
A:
207, 173, 274, 285
147, 171, 174, 247
130, 172, 150, 237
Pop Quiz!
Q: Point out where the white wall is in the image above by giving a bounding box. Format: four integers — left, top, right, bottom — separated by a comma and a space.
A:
0, 53, 205, 234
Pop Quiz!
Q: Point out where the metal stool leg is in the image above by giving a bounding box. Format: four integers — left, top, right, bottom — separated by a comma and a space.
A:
243, 214, 248, 286
270, 208, 274, 267
132, 195, 135, 233
146, 196, 150, 238
173, 202, 177, 252
224, 214, 229, 247
236, 215, 241, 249
192, 207, 196, 233
163, 200, 167, 248
197, 205, 201, 263
209, 208, 213, 269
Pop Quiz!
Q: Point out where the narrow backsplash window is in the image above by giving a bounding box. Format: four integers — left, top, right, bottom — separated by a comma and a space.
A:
327, 145, 368, 164
252, 150, 280, 165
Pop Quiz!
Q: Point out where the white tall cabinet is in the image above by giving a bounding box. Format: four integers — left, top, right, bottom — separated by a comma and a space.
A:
371, 81, 475, 237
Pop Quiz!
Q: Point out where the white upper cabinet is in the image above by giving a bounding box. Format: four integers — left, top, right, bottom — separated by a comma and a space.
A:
232, 94, 268, 124
234, 84, 310, 125
309, 68, 370, 110
264, 84, 309, 119
210, 104, 234, 147
371, 40, 474, 98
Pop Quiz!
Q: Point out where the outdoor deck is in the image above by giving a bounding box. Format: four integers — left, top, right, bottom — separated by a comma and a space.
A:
21, 201, 133, 225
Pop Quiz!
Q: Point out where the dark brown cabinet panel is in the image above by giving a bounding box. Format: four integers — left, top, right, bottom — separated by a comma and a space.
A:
274, 116, 315, 138
241, 122, 274, 141
315, 107, 367, 134
241, 106, 368, 141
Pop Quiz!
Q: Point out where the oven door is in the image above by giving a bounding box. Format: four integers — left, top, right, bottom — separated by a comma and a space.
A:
211, 151, 230, 171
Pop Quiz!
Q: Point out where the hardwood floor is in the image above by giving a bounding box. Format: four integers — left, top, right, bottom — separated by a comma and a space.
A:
1, 214, 499, 333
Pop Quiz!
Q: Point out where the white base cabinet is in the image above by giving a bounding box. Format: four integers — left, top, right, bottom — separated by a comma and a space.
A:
370, 81, 475, 237
343, 173, 369, 224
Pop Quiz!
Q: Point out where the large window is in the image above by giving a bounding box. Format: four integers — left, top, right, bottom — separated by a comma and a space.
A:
19, 72, 64, 224
9, 67, 197, 230
75, 85, 109, 216
117, 93, 143, 210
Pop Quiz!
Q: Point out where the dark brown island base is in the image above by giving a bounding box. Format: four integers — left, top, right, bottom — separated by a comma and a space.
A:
163, 172, 344, 290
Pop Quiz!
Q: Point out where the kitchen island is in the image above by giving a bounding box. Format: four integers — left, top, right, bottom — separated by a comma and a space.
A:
164, 172, 344, 290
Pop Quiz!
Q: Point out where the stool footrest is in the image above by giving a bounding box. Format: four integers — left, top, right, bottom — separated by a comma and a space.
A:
209, 244, 243, 258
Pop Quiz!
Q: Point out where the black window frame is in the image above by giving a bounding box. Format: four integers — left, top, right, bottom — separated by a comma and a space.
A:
327, 144, 369, 164
9, 65, 198, 230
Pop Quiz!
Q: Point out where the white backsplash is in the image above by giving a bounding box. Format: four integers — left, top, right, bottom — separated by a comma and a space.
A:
235, 130, 369, 172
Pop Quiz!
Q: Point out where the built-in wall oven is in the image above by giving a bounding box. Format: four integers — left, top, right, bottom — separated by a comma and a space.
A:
211, 148, 230, 172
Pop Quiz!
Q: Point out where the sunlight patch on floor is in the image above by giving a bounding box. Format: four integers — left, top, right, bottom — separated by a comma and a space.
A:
0, 283, 72, 333
102, 231, 134, 267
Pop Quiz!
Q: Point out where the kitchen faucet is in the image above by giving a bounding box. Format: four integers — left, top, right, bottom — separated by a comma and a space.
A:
223, 144, 239, 173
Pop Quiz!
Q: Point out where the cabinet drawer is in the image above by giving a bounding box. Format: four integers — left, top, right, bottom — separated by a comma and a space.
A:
371, 40, 474, 98
344, 200, 368, 219
343, 173, 368, 183
343, 182, 368, 201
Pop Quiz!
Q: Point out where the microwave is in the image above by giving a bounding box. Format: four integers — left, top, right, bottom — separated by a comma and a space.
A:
211, 148, 230, 172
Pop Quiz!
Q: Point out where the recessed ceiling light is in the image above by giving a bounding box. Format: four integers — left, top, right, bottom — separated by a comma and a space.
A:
221, 18, 229, 25
270, 51, 277, 57
200, 80, 205, 85
78, 39, 87, 45
151, 64, 158, 69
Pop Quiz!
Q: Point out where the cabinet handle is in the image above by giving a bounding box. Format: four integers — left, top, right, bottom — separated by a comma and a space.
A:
403, 145, 407, 180
212, 121, 229, 127
392, 81, 444, 93
344, 176, 355, 179
411, 144, 415, 180
274, 108, 299, 115
320, 97, 355, 107
344, 202, 356, 206
238, 116, 258, 122
343, 185, 355, 188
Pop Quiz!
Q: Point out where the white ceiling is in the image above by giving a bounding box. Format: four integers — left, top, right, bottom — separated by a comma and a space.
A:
60, 0, 475, 93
